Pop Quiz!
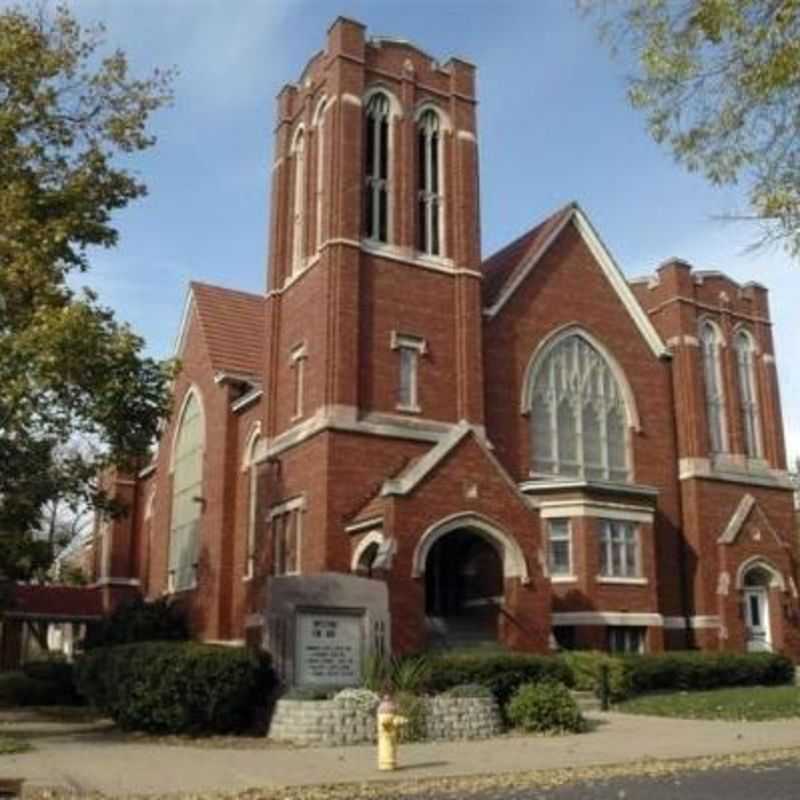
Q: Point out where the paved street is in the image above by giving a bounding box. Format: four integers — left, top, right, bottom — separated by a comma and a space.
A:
392, 759, 800, 800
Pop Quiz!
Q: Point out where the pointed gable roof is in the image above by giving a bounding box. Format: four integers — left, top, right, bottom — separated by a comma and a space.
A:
718, 494, 784, 547
177, 282, 265, 380
482, 203, 574, 307
481, 202, 670, 360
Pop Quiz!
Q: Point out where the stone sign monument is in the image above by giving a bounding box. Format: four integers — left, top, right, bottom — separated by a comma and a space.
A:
295, 611, 362, 686
264, 573, 390, 687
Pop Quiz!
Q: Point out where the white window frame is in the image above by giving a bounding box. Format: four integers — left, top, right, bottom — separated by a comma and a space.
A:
547, 518, 574, 580
417, 108, 444, 257
598, 519, 642, 581
700, 320, 728, 454
290, 126, 306, 277
363, 91, 392, 244
527, 331, 632, 482
242, 427, 262, 581
390, 331, 427, 413
269, 496, 306, 577
313, 97, 328, 252
608, 626, 645, 654
290, 342, 307, 421
167, 389, 205, 594
734, 329, 762, 459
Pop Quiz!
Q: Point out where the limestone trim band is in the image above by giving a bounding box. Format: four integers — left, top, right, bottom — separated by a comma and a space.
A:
537, 499, 654, 524
552, 611, 662, 627
662, 615, 721, 630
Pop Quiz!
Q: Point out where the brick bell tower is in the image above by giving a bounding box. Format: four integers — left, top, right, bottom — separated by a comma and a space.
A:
264, 17, 484, 437
258, 18, 489, 649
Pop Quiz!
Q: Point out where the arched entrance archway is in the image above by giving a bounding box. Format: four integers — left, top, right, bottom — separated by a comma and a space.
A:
424, 529, 504, 648
412, 513, 529, 650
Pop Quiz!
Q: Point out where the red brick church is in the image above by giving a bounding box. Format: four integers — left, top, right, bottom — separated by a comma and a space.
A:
93, 18, 799, 660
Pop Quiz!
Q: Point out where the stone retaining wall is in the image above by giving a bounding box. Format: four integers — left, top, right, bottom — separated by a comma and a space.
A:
425, 695, 503, 740
268, 695, 502, 746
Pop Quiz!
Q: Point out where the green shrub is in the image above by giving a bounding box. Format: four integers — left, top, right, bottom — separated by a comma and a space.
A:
443, 683, 493, 699
423, 653, 573, 710
75, 641, 277, 734
0, 672, 62, 707
333, 688, 380, 713
84, 597, 188, 650
506, 682, 585, 734
623, 652, 794, 695
394, 691, 427, 743
560, 651, 631, 702
362, 654, 430, 695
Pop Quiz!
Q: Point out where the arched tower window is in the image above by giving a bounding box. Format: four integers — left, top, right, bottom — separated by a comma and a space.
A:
417, 109, 442, 256
529, 334, 630, 482
244, 430, 262, 579
735, 330, 762, 458
313, 98, 327, 252
291, 128, 306, 276
700, 321, 727, 453
364, 92, 390, 243
169, 391, 204, 591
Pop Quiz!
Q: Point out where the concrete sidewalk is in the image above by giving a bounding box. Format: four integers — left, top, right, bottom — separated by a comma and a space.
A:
1, 712, 800, 796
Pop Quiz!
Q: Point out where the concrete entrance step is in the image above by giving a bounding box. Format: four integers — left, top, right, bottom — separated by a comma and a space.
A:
425, 614, 499, 651
571, 690, 603, 712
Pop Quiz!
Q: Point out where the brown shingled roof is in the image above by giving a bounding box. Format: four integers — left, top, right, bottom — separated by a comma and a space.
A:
482, 203, 575, 306
190, 282, 265, 379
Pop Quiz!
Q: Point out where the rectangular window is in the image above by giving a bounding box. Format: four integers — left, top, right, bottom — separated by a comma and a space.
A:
391, 332, 426, 412
552, 626, 576, 651
271, 507, 302, 576
399, 347, 417, 409
608, 626, 645, 654
599, 519, 640, 579
290, 343, 307, 420
548, 518, 572, 577
245, 466, 259, 580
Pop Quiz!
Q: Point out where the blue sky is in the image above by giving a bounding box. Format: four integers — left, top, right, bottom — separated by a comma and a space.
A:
55, 0, 799, 466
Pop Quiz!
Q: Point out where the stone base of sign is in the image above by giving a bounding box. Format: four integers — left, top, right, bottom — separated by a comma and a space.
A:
264, 573, 390, 687
268, 695, 502, 746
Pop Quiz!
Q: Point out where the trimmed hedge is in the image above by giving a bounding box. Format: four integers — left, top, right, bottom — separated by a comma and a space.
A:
623, 651, 794, 696
422, 653, 573, 709
75, 641, 277, 734
560, 651, 632, 702
561, 650, 794, 701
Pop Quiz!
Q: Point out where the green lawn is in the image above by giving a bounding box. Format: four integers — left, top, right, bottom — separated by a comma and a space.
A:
0, 736, 31, 755
617, 685, 800, 721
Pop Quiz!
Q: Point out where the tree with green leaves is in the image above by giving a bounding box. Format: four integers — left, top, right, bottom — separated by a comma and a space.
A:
0, 3, 176, 579
582, 0, 800, 257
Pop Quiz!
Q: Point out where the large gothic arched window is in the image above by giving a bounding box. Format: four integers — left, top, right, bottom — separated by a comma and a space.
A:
169, 391, 204, 591
529, 334, 630, 482
364, 92, 390, 243
700, 321, 727, 453
735, 330, 762, 458
417, 109, 443, 256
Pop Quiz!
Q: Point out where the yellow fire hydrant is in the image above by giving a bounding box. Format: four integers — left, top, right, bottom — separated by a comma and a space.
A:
377, 695, 407, 771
